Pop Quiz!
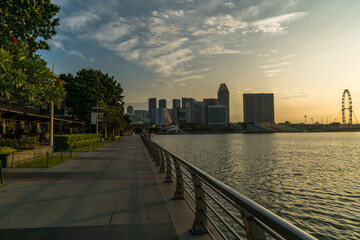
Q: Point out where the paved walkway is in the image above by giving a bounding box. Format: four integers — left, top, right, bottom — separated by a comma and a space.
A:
0, 136, 209, 240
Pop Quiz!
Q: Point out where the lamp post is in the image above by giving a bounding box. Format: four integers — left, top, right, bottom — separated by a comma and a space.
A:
96, 100, 99, 135
50, 101, 54, 147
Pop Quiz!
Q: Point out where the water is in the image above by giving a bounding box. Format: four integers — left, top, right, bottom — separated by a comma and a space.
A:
153, 133, 360, 240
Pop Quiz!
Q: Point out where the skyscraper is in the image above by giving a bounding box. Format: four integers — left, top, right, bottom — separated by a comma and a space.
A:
217, 83, 230, 123
172, 99, 180, 109
148, 98, 157, 123
243, 93, 274, 123
159, 99, 167, 108
127, 106, 134, 114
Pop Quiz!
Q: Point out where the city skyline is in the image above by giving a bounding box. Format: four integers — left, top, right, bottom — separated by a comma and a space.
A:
41, 0, 360, 123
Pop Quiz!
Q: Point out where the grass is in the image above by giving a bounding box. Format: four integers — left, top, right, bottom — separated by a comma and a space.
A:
11, 137, 122, 168
0, 184, 7, 188
12, 154, 77, 168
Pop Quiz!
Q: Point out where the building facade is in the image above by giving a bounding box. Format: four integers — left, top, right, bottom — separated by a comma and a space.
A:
159, 99, 167, 109
243, 93, 274, 123
207, 105, 227, 125
148, 98, 157, 123
127, 106, 134, 114
217, 83, 230, 123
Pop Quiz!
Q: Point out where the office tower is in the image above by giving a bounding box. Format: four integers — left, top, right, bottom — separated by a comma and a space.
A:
159, 99, 167, 109
217, 83, 230, 123
182, 98, 190, 109
193, 101, 204, 124
134, 110, 148, 120
207, 105, 227, 125
153, 108, 172, 125
243, 93, 274, 123
127, 106, 134, 114
148, 98, 157, 123
172, 99, 181, 124
203, 98, 218, 106
173, 99, 180, 109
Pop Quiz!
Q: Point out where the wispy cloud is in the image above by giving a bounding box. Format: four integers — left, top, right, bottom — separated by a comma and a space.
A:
89, 17, 131, 42
173, 74, 206, 83
68, 50, 85, 59
62, 11, 100, 31
224, 2, 236, 9
259, 61, 292, 69
199, 45, 250, 55
252, 12, 308, 33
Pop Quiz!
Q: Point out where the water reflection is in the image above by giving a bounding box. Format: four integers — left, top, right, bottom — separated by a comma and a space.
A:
153, 133, 360, 239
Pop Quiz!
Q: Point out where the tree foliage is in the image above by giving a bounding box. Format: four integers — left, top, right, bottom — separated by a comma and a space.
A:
60, 69, 125, 126
0, 37, 66, 108
0, 0, 60, 52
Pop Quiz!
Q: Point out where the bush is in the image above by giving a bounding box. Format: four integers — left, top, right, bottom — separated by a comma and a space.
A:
54, 134, 100, 151
0, 137, 39, 149
0, 146, 16, 154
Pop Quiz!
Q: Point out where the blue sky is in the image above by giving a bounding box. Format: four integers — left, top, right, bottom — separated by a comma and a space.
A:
40, 0, 360, 123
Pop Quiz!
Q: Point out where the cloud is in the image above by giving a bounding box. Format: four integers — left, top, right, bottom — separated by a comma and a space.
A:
111, 38, 139, 52
173, 74, 206, 83
204, 14, 247, 34
259, 61, 292, 69
199, 45, 250, 55
61, 11, 100, 31
51, 40, 65, 51
68, 50, 85, 59
252, 12, 308, 33
90, 17, 131, 42
224, 2, 235, 9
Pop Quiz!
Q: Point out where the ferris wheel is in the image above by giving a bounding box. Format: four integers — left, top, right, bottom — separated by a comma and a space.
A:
342, 89, 353, 124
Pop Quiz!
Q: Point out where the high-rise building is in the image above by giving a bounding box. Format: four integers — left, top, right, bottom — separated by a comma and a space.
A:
148, 98, 157, 123
127, 106, 134, 114
172, 99, 181, 124
153, 108, 172, 125
207, 105, 226, 125
182, 98, 190, 108
243, 93, 274, 123
203, 98, 218, 106
173, 99, 180, 109
217, 83, 230, 123
159, 99, 166, 108
134, 110, 148, 120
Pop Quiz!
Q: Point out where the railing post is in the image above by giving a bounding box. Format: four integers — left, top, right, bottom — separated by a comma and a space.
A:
159, 149, 165, 173
0, 160, 4, 184
61, 151, 63, 163
191, 173, 208, 234
164, 153, 172, 183
238, 206, 266, 240
70, 148, 72, 158
155, 146, 161, 166
173, 160, 184, 200
46, 152, 49, 168
11, 152, 15, 167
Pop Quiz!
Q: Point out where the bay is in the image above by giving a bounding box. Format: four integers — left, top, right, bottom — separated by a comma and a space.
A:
153, 133, 360, 240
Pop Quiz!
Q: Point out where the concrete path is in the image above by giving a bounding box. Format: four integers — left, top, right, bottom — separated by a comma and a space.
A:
0, 136, 210, 240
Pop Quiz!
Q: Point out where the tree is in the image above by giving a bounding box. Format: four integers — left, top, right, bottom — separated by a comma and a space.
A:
0, 37, 66, 108
61, 69, 125, 127
0, 0, 60, 52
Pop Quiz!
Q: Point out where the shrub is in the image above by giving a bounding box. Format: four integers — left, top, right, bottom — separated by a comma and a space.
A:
0, 137, 39, 149
54, 134, 100, 151
0, 146, 16, 154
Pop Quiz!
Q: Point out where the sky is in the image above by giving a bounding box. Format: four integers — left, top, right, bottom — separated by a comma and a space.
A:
40, 0, 360, 123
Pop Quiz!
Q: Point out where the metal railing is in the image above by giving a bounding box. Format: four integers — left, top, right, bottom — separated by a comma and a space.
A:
141, 136, 317, 240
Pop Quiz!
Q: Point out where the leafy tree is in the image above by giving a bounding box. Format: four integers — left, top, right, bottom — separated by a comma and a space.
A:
0, 37, 66, 109
61, 69, 125, 128
0, 0, 60, 52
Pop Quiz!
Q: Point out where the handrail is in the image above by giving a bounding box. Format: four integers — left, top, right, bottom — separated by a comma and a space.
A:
141, 136, 317, 240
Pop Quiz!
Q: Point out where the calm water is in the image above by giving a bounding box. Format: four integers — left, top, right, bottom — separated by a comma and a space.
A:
153, 133, 360, 240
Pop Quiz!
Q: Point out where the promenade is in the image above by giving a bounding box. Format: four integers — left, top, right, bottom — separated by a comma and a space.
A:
0, 136, 210, 240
